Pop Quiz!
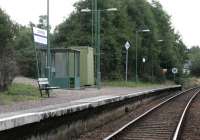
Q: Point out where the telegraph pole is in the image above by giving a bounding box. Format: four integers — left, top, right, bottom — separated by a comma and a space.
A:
135, 31, 138, 83
82, 0, 117, 89
97, 10, 101, 89
92, 0, 94, 48
94, 0, 101, 89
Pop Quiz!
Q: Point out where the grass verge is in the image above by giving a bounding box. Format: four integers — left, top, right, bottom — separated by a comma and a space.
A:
181, 77, 200, 89
0, 83, 40, 105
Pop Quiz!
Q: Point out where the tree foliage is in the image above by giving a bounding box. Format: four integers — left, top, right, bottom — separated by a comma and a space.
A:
14, 25, 36, 77
189, 46, 200, 76
54, 0, 187, 81
0, 0, 189, 86
13, 15, 54, 78
0, 8, 16, 91
37, 15, 47, 29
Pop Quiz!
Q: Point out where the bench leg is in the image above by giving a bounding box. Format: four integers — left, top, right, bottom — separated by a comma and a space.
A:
46, 90, 50, 97
40, 90, 43, 97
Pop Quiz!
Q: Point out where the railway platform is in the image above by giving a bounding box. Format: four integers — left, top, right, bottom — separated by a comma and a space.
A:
0, 85, 181, 132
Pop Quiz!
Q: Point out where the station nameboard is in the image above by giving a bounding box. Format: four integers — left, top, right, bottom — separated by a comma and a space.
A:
33, 27, 47, 45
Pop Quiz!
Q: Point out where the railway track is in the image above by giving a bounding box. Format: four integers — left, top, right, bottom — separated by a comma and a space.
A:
180, 88, 200, 140
104, 87, 199, 140
78, 90, 181, 140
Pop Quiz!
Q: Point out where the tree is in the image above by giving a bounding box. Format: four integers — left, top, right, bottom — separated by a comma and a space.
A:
53, 0, 187, 81
151, 1, 187, 80
13, 15, 56, 78
0, 8, 16, 91
189, 46, 200, 76
37, 15, 47, 29
14, 25, 36, 77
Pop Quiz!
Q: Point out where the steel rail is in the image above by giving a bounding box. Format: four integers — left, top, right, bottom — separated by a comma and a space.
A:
172, 89, 199, 140
103, 87, 198, 140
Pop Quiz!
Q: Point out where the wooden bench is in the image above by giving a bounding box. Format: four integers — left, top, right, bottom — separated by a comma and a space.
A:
38, 78, 59, 97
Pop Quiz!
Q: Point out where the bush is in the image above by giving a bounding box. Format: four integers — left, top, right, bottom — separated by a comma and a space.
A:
0, 83, 39, 104
0, 47, 16, 91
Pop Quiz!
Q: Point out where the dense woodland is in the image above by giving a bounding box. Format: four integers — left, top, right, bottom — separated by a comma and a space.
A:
0, 0, 198, 91
54, 0, 188, 81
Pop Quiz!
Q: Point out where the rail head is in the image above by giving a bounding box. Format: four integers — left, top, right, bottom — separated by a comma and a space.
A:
104, 87, 198, 140
172, 89, 199, 140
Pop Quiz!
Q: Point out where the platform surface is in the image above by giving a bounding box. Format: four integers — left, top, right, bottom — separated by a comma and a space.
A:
0, 85, 181, 131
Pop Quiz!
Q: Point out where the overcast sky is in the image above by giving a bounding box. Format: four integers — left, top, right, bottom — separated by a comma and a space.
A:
0, 0, 199, 48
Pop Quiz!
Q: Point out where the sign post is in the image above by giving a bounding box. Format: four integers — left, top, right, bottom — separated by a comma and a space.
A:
125, 41, 131, 81
172, 67, 178, 82
33, 27, 48, 79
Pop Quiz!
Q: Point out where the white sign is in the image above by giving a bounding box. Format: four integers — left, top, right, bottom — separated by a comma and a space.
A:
33, 27, 47, 45
172, 68, 178, 74
33, 27, 47, 37
125, 41, 131, 50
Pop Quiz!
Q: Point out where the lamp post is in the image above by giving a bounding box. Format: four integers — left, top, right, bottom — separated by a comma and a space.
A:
135, 29, 150, 83
124, 41, 131, 81
81, 7, 117, 89
151, 39, 164, 82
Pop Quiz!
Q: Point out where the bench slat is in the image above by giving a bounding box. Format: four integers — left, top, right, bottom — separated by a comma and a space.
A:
48, 87, 59, 89
40, 87, 59, 90
38, 78, 48, 81
38, 81, 49, 85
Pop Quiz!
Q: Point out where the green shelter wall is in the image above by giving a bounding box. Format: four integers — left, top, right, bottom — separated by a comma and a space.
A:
70, 46, 94, 86
38, 48, 80, 89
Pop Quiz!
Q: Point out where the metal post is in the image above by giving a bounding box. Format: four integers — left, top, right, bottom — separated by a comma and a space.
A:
97, 10, 101, 89
91, 0, 94, 48
34, 45, 40, 79
151, 53, 154, 82
94, 0, 101, 89
82, 1, 116, 89
47, 0, 51, 82
135, 31, 138, 83
174, 73, 176, 82
31, 26, 40, 79
125, 49, 128, 81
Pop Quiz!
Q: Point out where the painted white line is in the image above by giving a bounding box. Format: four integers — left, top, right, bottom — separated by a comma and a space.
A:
0, 113, 37, 122
0, 103, 91, 122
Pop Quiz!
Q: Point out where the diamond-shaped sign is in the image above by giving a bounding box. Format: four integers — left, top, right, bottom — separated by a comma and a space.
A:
125, 41, 131, 50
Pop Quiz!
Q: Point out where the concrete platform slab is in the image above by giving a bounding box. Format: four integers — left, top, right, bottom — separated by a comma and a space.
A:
0, 85, 181, 132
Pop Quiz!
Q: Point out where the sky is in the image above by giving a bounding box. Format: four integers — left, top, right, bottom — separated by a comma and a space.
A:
0, 0, 200, 48
0, 0, 76, 29
155, 0, 200, 48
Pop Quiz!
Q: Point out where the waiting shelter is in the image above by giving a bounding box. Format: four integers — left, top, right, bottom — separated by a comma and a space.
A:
70, 46, 95, 86
38, 48, 80, 89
